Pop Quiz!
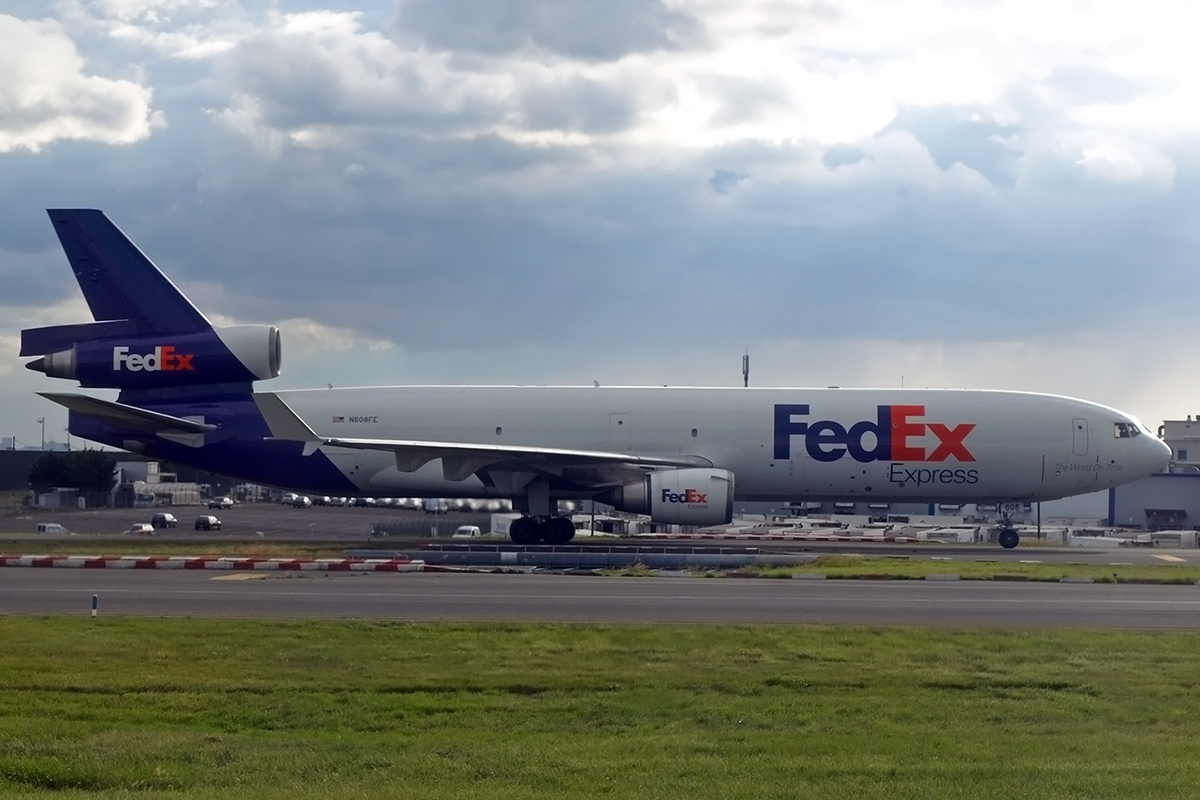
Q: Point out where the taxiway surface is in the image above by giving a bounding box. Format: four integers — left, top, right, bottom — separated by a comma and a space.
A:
4, 569, 1200, 628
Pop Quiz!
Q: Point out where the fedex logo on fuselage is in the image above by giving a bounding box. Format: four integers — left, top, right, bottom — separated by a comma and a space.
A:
112, 346, 195, 372
773, 404, 976, 463
662, 488, 708, 505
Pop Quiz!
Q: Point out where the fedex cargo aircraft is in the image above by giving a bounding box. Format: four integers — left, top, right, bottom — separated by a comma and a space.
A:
23, 210, 1170, 548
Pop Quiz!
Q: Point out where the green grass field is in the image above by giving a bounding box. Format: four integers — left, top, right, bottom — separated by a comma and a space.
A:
2, 618, 1200, 798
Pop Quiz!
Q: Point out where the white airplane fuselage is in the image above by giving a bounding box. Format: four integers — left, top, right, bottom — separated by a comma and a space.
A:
275, 385, 1168, 503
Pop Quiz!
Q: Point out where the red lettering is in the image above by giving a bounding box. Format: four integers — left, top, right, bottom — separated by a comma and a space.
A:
890, 405, 925, 460
928, 423, 976, 462
161, 345, 176, 370
173, 353, 194, 371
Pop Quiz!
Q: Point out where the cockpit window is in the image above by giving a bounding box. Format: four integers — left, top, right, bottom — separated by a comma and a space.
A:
1114, 422, 1140, 439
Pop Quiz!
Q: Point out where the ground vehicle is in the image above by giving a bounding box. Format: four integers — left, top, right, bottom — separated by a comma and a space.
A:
151, 512, 178, 529
124, 523, 154, 535
35, 522, 69, 534
194, 515, 222, 531
452, 525, 482, 539
208, 496, 233, 509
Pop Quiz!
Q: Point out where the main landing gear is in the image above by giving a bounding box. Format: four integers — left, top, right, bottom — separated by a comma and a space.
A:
997, 527, 1020, 549
509, 516, 576, 546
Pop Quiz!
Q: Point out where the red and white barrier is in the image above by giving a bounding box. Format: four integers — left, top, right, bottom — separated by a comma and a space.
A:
0, 554, 425, 572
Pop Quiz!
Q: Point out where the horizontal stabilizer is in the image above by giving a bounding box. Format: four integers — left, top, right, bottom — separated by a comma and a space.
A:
21, 319, 138, 357
38, 392, 217, 436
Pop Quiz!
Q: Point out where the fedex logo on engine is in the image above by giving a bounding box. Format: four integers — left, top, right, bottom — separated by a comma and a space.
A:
112, 346, 195, 372
773, 404, 975, 463
662, 489, 708, 505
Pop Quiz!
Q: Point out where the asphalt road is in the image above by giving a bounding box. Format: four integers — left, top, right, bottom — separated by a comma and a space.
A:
5, 569, 1200, 627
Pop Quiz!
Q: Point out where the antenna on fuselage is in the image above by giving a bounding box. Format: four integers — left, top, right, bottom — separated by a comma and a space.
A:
742, 353, 750, 388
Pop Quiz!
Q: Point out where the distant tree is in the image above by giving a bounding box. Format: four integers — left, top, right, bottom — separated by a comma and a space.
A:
28, 451, 116, 492
28, 454, 67, 492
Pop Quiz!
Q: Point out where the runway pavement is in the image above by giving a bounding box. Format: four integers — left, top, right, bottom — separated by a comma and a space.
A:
5, 569, 1200, 627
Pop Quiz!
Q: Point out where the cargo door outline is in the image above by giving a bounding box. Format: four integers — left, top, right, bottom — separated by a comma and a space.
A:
1072, 418, 1089, 456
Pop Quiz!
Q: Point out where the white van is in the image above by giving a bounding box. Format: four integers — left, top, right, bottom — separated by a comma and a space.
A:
452, 525, 482, 539
35, 523, 68, 534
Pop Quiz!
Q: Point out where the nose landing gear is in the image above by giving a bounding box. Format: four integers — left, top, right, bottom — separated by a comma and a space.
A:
996, 505, 1020, 549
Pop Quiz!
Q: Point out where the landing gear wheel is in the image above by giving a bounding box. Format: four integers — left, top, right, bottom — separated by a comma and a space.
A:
510, 516, 541, 545
542, 516, 576, 545
998, 528, 1020, 549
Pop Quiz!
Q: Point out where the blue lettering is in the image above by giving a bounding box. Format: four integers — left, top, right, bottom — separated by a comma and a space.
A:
846, 406, 891, 462
773, 404, 809, 460
806, 420, 847, 462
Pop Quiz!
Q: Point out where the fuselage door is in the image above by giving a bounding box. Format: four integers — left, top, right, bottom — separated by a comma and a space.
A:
1072, 418, 1089, 456
609, 413, 632, 452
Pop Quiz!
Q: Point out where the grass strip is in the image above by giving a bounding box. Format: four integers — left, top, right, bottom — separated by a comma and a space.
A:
1, 619, 1200, 798
773, 554, 1200, 583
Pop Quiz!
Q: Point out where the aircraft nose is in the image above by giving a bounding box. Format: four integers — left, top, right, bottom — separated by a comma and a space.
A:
1142, 434, 1172, 475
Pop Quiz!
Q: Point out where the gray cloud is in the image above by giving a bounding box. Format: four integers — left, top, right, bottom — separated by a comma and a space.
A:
220, 30, 502, 133
698, 75, 791, 127
520, 76, 645, 133
883, 106, 1021, 185
395, 0, 704, 60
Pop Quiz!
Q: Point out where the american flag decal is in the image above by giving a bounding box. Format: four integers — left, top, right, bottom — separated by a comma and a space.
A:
332, 416, 344, 423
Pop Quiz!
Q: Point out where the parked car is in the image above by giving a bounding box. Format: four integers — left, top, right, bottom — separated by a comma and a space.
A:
35, 522, 69, 534
452, 525, 482, 539
124, 523, 155, 536
208, 496, 233, 509
284, 495, 312, 508
151, 512, 178, 529
194, 515, 222, 531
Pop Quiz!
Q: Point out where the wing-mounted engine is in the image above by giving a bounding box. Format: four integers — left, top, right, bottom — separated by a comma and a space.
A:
23, 324, 281, 390
600, 468, 735, 526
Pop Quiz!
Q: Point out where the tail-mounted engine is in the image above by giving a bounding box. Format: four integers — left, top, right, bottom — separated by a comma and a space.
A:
600, 468, 735, 526
23, 323, 281, 389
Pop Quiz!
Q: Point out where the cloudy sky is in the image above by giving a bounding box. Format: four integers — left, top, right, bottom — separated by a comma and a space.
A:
2, 0, 1198, 448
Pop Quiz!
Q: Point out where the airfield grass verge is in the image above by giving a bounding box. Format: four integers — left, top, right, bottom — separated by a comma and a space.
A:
1, 619, 1200, 798
772, 554, 1200, 583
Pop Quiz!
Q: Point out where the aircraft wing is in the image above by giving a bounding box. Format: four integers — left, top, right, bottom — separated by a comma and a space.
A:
39, 393, 217, 437
253, 392, 711, 482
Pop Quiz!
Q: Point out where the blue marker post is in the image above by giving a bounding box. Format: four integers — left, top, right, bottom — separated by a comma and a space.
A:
91, 594, 98, 618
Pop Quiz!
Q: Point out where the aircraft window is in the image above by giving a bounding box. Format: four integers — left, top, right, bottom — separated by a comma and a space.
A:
1114, 422, 1139, 439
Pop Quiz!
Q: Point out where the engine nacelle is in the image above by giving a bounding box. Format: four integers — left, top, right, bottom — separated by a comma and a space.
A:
601, 468, 735, 526
25, 325, 281, 389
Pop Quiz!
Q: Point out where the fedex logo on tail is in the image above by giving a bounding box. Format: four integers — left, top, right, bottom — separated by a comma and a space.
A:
112, 346, 195, 372
774, 404, 976, 463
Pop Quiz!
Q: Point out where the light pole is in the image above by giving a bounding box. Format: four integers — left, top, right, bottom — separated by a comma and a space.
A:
37, 417, 44, 451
